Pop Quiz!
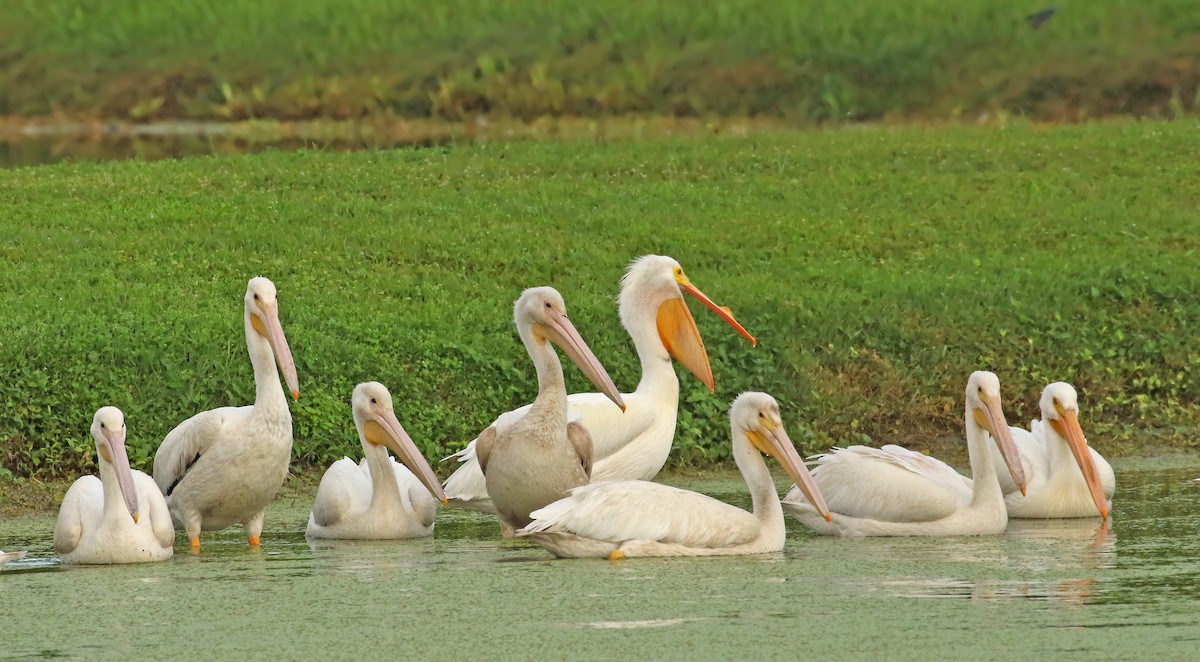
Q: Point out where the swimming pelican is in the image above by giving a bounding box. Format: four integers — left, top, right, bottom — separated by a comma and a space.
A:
444, 255, 755, 513
783, 371, 1028, 537
0, 550, 27, 567
153, 276, 299, 550
54, 408, 175, 564
989, 382, 1113, 519
307, 382, 447, 539
517, 392, 831, 558
477, 286, 626, 533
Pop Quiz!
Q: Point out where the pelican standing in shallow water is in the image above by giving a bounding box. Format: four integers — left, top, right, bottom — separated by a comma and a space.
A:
476, 286, 626, 534
989, 382, 1113, 519
54, 408, 174, 564
307, 382, 447, 539
783, 371, 1028, 537
518, 392, 831, 558
153, 277, 299, 550
444, 255, 755, 513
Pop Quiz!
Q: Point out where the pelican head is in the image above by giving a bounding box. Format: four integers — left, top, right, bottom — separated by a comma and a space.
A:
965, 371, 1027, 495
731, 392, 831, 522
245, 276, 300, 401
515, 286, 625, 412
352, 382, 447, 505
620, 255, 756, 392
1040, 382, 1108, 518
90, 407, 139, 524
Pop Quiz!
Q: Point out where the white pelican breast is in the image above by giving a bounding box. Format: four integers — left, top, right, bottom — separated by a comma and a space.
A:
518, 392, 831, 558
307, 382, 446, 539
988, 382, 1114, 518
444, 255, 755, 513
55, 408, 175, 564
784, 371, 1028, 537
152, 276, 300, 550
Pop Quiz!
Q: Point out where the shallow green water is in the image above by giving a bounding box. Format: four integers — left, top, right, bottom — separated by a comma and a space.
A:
3, 460, 1200, 660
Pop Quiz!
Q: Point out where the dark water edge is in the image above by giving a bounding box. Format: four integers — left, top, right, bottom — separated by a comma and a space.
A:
0, 116, 792, 168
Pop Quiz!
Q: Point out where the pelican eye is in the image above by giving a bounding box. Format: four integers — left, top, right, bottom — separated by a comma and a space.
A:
253, 293, 260, 300
370, 398, 377, 404
100, 423, 105, 429
758, 412, 764, 418
544, 302, 552, 309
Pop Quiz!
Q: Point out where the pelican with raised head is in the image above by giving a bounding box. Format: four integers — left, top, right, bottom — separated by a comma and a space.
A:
476, 286, 626, 534
784, 371, 1028, 537
153, 276, 300, 550
990, 382, 1113, 519
518, 392, 831, 558
445, 255, 754, 513
307, 382, 447, 539
54, 408, 175, 564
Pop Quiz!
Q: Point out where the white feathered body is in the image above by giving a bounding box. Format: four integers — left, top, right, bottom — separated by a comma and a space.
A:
989, 421, 1115, 518
54, 471, 175, 564
519, 479, 773, 558
307, 456, 438, 539
783, 444, 1007, 537
154, 404, 292, 533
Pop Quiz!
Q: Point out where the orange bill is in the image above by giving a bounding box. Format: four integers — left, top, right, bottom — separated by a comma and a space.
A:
1050, 408, 1108, 519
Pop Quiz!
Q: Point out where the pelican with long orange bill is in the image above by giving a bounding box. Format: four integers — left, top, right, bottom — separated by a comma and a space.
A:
307, 382, 447, 539
784, 371, 1029, 536
475, 286, 626, 534
988, 382, 1114, 519
517, 392, 830, 558
152, 276, 301, 550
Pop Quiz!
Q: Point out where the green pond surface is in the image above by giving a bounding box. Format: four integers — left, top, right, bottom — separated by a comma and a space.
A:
3, 459, 1200, 660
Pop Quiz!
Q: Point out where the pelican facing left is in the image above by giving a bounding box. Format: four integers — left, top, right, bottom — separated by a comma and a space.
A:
517, 392, 831, 558
989, 382, 1114, 519
307, 382, 447, 539
55, 408, 175, 564
153, 277, 300, 550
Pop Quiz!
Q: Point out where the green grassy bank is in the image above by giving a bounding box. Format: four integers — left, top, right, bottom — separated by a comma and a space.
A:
1, 121, 1199, 479
2, 1, 1200, 123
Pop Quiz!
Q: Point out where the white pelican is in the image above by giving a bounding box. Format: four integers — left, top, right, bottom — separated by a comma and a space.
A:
54, 408, 175, 564
477, 286, 626, 533
989, 382, 1113, 519
307, 382, 447, 539
0, 550, 27, 567
444, 255, 755, 513
783, 371, 1028, 537
153, 277, 300, 550
517, 392, 831, 558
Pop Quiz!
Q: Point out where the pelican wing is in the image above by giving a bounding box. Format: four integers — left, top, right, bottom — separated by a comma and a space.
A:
521, 480, 759, 548
53, 476, 103, 555
566, 421, 594, 479
310, 458, 371, 527
153, 406, 246, 496
390, 458, 438, 528
788, 445, 972, 523
137, 472, 176, 548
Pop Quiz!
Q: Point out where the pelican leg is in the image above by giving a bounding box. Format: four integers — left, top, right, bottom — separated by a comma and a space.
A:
498, 519, 516, 538
245, 511, 265, 546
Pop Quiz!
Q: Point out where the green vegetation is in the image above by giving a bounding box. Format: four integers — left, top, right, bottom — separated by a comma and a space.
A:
2, 1, 1199, 123
1, 121, 1199, 479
